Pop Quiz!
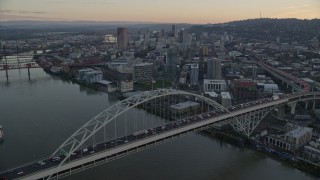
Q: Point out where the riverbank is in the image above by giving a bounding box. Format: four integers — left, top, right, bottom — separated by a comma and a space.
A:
205, 127, 320, 178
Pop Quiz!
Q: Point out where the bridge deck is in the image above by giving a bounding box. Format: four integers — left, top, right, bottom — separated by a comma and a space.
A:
1, 96, 290, 180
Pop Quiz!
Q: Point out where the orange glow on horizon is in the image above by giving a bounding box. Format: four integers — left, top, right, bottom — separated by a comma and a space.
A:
0, 0, 319, 23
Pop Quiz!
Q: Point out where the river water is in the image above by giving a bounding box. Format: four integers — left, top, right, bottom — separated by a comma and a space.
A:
0, 69, 315, 180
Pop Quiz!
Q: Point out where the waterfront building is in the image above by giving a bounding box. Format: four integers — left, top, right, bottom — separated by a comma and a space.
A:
304, 139, 320, 160
267, 135, 292, 151
96, 80, 116, 93
267, 127, 313, 152
285, 127, 312, 149
78, 68, 103, 83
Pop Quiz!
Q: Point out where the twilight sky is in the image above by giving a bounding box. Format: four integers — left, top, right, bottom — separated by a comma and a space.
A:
0, 0, 319, 23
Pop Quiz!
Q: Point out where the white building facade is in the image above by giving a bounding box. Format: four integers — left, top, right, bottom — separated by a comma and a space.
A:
203, 79, 227, 92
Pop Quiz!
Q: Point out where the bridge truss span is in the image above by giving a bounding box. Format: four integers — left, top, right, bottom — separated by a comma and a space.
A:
49, 89, 232, 178
5, 90, 320, 180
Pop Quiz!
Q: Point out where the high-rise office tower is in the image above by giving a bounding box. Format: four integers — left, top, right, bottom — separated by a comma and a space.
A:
207, 58, 221, 80
117, 27, 128, 50
172, 25, 177, 37
190, 63, 199, 85
165, 47, 177, 80
161, 29, 165, 38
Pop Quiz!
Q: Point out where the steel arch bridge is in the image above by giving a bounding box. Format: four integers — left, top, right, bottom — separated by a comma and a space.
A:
2, 90, 320, 180
50, 89, 232, 170
45, 91, 320, 180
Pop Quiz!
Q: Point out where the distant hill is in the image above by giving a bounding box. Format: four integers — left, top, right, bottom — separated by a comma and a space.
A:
189, 18, 320, 42
0, 20, 194, 31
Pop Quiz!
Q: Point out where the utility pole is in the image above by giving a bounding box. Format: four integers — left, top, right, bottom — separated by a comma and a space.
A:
16, 44, 20, 69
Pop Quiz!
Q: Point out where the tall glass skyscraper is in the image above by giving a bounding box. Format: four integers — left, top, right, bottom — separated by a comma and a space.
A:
206, 58, 221, 80
164, 47, 178, 80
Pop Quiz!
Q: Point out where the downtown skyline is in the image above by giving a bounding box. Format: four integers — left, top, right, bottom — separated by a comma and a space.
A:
0, 0, 319, 23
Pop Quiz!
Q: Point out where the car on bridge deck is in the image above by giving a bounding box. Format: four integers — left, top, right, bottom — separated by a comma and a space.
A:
51, 157, 60, 162
38, 161, 46, 167
83, 148, 88, 153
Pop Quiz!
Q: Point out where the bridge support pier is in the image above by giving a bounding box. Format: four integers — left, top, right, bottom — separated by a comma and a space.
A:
28, 67, 30, 81
277, 106, 285, 120
305, 101, 308, 110
230, 106, 274, 137
5, 69, 9, 83
289, 102, 296, 115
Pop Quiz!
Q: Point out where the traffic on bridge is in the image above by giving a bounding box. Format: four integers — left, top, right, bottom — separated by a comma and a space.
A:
0, 93, 284, 180
0, 59, 316, 180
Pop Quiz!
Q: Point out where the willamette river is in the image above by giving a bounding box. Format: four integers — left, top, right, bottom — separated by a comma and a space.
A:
0, 69, 315, 180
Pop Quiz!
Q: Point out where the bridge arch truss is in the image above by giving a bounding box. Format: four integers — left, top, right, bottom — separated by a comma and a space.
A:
51, 89, 231, 170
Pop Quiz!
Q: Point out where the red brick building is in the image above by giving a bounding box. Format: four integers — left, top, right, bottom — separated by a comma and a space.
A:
230, 80, 258, 100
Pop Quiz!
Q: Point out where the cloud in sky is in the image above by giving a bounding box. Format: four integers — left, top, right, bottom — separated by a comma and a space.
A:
47, 0, 115, 5
0, 9, 48, 14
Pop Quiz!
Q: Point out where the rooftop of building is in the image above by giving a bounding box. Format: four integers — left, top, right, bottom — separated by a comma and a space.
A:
134, 62, 153, 67
285, 127, 313, 138
170, 101, 200, 110
301, 78, 315, 83
204, 79, 226, 83
221, 92, 231, 99
97, 80, 112, 85
232, 80, 257, 90
205, 92, 218, 98
191, 63, 198, 68
78, 68, 101, 72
